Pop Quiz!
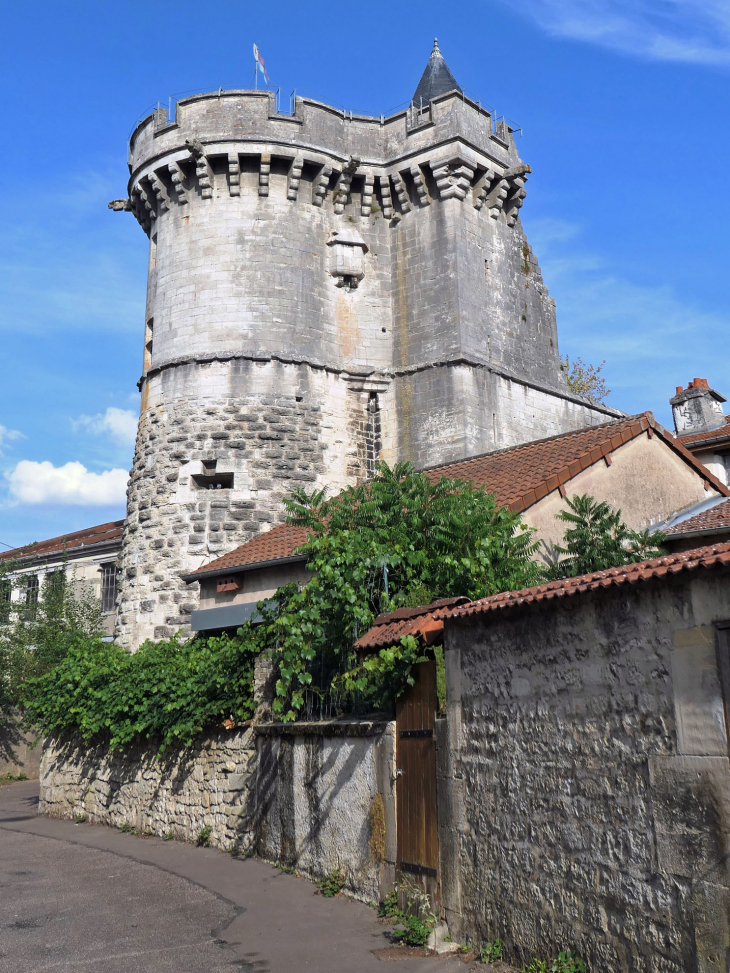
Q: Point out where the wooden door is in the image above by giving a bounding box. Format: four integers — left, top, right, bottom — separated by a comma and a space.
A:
395, 659, 440, 907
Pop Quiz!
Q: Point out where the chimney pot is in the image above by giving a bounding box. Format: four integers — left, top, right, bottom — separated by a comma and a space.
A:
676, 386, 683, 395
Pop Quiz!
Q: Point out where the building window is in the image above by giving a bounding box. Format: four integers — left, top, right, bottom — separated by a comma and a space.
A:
723, 454, 730, 486
100, 563, 118, 614
366, 392, 382, 479
25, 576, 39, 620
0, 580, 11, 623
45, 569, 65, 600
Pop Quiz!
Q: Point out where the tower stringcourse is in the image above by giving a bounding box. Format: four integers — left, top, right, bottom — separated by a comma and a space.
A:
111, 40, 618, 647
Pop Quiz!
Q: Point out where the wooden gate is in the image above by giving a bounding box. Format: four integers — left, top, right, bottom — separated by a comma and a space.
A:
395, 659, 440, 906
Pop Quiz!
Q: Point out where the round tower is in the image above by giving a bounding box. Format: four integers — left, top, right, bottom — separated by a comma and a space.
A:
114, 45, 617, 647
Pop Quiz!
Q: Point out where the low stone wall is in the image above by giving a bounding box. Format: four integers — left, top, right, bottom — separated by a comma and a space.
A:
255, 720, 396, 903
40, 727, 258, 853
1, 712, 42, 779
39, 717, 396, 902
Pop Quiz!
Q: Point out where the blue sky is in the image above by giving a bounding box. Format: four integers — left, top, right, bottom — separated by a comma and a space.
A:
1, 0, 729, 550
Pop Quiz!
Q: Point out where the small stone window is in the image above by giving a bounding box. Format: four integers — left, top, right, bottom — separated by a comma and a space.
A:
366, 392, 382, 478
143, 318, 154, 372
192, 472, 234, 491
100, 563, 119, 614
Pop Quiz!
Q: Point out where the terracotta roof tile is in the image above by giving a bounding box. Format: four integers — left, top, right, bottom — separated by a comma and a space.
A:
188, 523, 310, 576
434, 540, 730, 621
354, 597, 470, 652
0, 520, 124, 564
422, 412, 728, 509
679, 418, 730, 448
664, 498, 730, 536
188, 413, 729, 577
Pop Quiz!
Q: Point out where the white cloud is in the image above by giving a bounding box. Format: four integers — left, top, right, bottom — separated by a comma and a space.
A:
0, 425, 23, 455
73, 407, 138, 447
5, 461, 128, 506
502, 0, 730, 65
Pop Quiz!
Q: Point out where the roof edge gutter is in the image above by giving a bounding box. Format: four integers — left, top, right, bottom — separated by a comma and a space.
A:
182, 554, 308, 584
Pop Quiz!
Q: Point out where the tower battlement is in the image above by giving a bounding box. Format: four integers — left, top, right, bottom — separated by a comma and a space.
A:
114, 44, 620, 647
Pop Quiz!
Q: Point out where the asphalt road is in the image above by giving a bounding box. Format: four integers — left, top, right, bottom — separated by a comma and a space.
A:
0, 780, 464, 973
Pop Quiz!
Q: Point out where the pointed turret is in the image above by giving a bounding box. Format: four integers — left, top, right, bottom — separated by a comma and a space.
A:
412, 38, 462, 106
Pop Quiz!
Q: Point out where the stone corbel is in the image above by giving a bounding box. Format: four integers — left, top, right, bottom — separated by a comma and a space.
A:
287, 155, 304, 201
361, 171, 375, 216
409, 164, 430, 206
333, 157, 359, 215
473, 168, 497, 210
149, 172, 171, 214
185, 138, 213, 199
167, 161, 189, 205
108, 199, 132, 211
429, 158, 475, 201
131, 182, 155, 232
378, 175, 393, 219
486, 178, 510, 220
228, 152, 240, 197
312, 164, 332, 207
259, 153, 271, 197
390, 172, 412, 213
504, 178, 527, 227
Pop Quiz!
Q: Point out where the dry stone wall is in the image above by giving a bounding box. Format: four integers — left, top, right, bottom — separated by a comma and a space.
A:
40, 728, 259, 853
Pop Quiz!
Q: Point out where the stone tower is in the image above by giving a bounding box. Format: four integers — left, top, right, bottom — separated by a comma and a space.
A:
113, 40, 618, 647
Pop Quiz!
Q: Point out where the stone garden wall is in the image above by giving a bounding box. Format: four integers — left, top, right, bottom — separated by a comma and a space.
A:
440, 570, 730, 973
39, 718, 396, 902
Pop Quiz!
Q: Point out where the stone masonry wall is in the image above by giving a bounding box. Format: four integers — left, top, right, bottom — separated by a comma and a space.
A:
39, 720, 396, 903
441, 572, 730, 972
117, 360, 356, 647
40, 727, 258, 853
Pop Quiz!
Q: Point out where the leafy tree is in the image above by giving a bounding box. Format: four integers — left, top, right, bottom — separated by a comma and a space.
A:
561, 355, 610, 404
1, 566, 104, 724
264, 461, 541, 719
549, 494, 665, 579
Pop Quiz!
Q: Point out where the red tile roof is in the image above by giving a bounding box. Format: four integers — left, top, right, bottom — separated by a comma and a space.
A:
354, 597, 470, 652
421, 412, 729, 513
434, 541, 730, 621
664, 498, 730, 537
0, 520, 124, 564
188, 413, 729, 578
679, 418, 730, 448
188, 522, 310, 577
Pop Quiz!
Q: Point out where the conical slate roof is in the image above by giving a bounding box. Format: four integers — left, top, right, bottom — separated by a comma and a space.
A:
412, 38, 462, 106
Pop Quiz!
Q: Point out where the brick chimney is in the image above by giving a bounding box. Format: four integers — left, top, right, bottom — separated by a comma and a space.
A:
670, 378, 727, 436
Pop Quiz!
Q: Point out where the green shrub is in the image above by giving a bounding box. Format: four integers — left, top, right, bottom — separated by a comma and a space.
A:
316, 866, 346, 897
393, 912, 431, 947
22, 630, 257, 752
378, 886, 399, 918
479, 939, 503, 963
196, 825, 212, 847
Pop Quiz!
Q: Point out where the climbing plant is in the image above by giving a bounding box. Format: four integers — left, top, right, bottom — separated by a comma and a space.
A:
262, 461, 541, 720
